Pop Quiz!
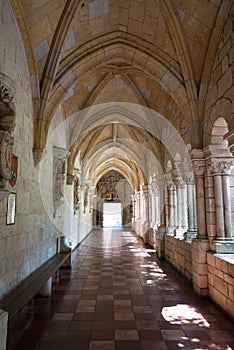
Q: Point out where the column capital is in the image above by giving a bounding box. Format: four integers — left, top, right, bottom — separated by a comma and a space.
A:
208, 159, 234, 175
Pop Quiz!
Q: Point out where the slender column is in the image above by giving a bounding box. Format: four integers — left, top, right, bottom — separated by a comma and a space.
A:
214, 174, 225, 239
136, 192, 141, 220
186, 176, 197, 238
192, 152, 207, 240
155, 188, 160, 226
151, 190, 155, 227
165, 183, 169, 228
156, 184, 166, 258
131, 194, 136, 221
167, 183, 176, 234
142, 186, 149, 223
209, 160, 234, 241
222, 174, 232, 238
148, 187, 153, 226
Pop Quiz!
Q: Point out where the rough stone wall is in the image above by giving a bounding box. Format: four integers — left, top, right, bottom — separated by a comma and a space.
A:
207, 253, 234, 318
0, 1, 82, 297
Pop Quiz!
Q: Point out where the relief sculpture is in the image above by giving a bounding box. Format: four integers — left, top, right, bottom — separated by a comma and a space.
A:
0, 73, 16, 190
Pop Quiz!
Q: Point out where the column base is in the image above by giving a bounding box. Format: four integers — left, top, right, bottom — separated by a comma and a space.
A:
166, 226, 176, 236
174, 227, 186, 238
184, 230, 197, 242
0, 309, 8, 350
211, 239, 234, 253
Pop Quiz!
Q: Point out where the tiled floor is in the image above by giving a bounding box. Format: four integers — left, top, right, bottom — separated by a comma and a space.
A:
8, 228, 234, 350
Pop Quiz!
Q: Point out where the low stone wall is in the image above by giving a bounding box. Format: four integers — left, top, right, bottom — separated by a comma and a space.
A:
207, 252, 234, 319
165, 235, 193, 282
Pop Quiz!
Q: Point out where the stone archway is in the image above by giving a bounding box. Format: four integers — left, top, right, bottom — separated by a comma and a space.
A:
94, 170, 132, 228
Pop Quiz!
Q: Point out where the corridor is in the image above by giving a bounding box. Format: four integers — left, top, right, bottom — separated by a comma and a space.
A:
8, 229, 234, 350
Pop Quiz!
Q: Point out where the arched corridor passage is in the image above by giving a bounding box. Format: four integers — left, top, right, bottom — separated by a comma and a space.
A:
8, 229, 234, 350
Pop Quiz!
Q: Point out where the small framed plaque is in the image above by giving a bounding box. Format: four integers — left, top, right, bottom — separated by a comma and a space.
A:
7, 193, 16, 225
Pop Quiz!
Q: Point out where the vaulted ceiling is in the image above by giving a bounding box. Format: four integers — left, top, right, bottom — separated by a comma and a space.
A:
11, 0, 233, 189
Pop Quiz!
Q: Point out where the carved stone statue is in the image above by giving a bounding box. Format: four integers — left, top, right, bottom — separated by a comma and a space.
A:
0, 74, 16, 190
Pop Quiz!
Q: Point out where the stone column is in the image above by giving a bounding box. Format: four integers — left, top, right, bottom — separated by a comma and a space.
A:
150, 188, 155, 228
142, 186, 150, 241
184, 175, 197, 241
131, 194, 136, 222
222, 173, 232, 239
192, 152, 207, 240
156, 184, 166, 258
209, 160, 234, 252
174, 178, 187, 237
136, 191, 141, 220
167, 183, 176, 235
155, 188, 160, 227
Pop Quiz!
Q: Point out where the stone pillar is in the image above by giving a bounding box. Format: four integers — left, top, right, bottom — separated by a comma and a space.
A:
174, 178, 187, 237
167, 183, 176, 235
0, 309, 8, 350
150, 188, 155, 228
209, 160, 234, 252
136, 191, 141, 220
184, 175, 197, 241
131, 194, 136, 221
191, 151, 207, 240
190, 150, 209, 297
156, 184, 166, 258
142, 186, 150, 241
222, 173, 232, 239
213, 173, 225, 239
191, 239, 209, 297
155, 188, 160, 227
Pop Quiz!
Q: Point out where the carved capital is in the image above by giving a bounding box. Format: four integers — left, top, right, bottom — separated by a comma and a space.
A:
208, 160, 234, 175
192, 160, 205, 177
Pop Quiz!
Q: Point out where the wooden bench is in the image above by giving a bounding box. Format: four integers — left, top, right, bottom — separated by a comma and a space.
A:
0, 251, 71, 320
0, 236, 73, 350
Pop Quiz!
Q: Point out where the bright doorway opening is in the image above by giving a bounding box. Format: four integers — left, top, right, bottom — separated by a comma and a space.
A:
103, 201, 122, 227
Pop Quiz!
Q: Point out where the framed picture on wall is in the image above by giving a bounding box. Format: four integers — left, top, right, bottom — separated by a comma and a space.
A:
6, 193, 16, 225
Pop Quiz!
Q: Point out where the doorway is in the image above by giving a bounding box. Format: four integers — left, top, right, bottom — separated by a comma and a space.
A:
103, 201, 122, 227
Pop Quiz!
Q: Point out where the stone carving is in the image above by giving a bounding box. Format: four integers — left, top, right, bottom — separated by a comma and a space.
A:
192, 160, 205, 177
97, 170, 123, 199
53, 147, 70, 213
208, 160, 234, 175
83, 185, 89, 213
74, 176, 80, 213
0, 74, 16, 190
54, 158, 65, 201
0, 131, 14, 188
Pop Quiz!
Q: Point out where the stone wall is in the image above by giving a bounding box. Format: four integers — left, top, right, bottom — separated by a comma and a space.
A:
207, 252, 234, 318
0, 1, 88, 298
165, 235, 193, 282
